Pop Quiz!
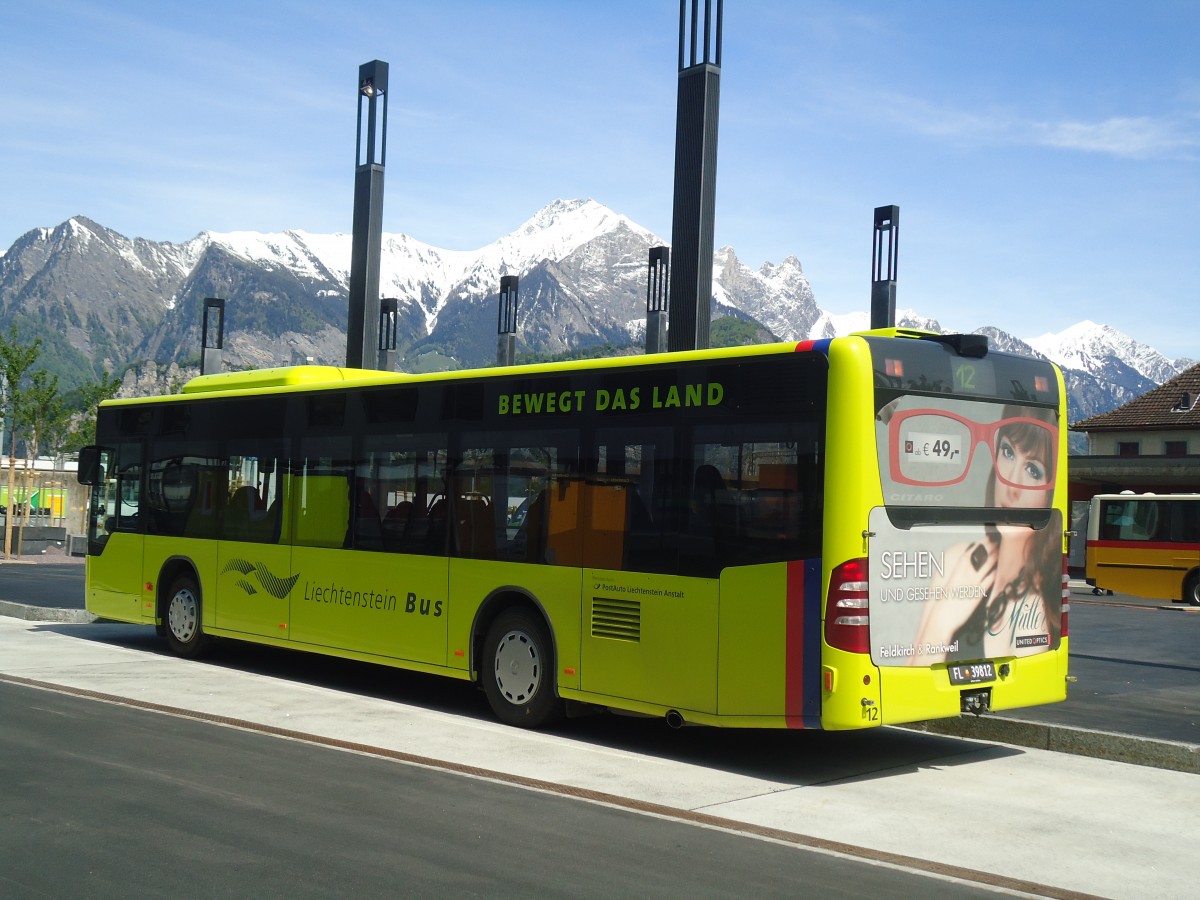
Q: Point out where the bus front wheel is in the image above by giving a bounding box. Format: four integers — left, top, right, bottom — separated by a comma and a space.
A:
482, 608, 561, 728
164, 575, 210, 658
1185, 572, 1200, 607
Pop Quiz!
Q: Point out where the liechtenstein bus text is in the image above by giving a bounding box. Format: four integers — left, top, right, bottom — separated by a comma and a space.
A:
77, 331, 1071, 729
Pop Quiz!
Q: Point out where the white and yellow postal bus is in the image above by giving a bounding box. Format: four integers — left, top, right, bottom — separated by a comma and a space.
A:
1085, 492, 1200, 604
78, 329, 1070, 729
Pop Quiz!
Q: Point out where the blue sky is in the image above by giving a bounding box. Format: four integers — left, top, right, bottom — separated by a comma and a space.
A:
3, 1, 1198, 360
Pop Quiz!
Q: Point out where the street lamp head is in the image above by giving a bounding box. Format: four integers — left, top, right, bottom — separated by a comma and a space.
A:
357, 60, 389, 98
355, 60, 389, 169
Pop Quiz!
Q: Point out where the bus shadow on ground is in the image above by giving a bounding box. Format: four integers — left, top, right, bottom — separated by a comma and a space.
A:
39, 621, 1023, 787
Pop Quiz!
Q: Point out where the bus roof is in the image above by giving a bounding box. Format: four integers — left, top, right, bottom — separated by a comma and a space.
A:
111, 340, 816, 406
101, 328, 1054, 407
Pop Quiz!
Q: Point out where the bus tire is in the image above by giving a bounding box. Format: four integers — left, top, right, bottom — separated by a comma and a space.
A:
482, 608, 561, 728
164, 574, 210, 659
1185, 572, 1200, 607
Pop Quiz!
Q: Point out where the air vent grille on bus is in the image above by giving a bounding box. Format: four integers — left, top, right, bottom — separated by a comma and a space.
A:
591, 597, 641, 641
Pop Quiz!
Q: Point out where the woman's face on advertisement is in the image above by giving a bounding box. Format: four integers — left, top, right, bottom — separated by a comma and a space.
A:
994, 435, 1049, 508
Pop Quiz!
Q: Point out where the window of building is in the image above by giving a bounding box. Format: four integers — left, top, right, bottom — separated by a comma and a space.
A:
1117, 441, 1140, 458
1164, 440, 1188, 457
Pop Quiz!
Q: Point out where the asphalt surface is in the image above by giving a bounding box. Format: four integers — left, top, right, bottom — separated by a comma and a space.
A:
914, 587, 1199, 772
2, 615, 1194, 899
5, 681, 1008, 899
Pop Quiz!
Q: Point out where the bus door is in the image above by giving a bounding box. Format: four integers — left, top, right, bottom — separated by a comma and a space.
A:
83, 442, 145, 623
578, 428, 720, 716
1068, 500, 1089, 579
448, 434, 583, 675
341, 438, 450, 665
214, 444, 291, 638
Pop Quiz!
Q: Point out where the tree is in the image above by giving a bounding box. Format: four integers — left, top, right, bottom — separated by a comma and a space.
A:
0, 325, 42, 558
20, 370, 66, 458
13, 370, 71, 526
62, 371, 122, 451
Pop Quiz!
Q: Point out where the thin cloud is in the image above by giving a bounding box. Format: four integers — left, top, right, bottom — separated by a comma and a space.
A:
1033, 116, 1196, 159
832, 86, 1198, 161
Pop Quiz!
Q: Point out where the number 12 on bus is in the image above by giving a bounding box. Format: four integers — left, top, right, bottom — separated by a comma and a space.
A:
77, 330, 1070, 730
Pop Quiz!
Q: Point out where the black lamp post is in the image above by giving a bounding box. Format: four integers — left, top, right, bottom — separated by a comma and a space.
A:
347, 60, 389, 369
871, 205, 899, 330
201, 297, 225, 375
667, 0, 722, 352
496, 275, 518, 366
645, 246, 669, 353
378, 297, 398, 371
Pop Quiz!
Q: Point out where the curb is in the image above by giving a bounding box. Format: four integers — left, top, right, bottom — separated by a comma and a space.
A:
0, 600, 97, 625
904, 715, 1199, 775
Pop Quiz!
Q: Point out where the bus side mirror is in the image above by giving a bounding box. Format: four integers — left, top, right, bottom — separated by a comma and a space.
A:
77, 446, 102, 486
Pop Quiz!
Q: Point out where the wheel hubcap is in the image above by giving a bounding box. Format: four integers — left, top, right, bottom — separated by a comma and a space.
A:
494, 629, 540, 705
168, 589, 198, 642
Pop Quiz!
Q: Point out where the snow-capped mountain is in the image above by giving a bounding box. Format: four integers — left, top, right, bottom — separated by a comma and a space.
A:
0, 199, 1188, 427
1028, 320, 1185, 385
200, 199, 657, 337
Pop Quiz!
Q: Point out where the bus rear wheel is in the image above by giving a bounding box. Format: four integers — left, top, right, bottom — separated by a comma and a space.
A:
1185, 572, 1200, 607
164, 574, 210, 658
482, 608, 561, 728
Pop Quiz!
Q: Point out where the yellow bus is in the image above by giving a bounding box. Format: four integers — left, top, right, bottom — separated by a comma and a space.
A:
1085, 493, 1200, 604
77, 329, 1070, 729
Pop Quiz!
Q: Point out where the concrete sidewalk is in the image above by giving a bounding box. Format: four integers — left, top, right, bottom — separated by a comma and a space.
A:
5, 589, 1194, 777
1, 615, 1194, 899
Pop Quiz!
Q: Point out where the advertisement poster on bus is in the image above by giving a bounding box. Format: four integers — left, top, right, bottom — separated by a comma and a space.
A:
869, 395, 1063, 666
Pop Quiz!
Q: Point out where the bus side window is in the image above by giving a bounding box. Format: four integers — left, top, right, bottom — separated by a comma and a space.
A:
87, 444, 143, 547
1101, 501, 1131, 541
752, 462, 802, 541
450, 446, 497, 560
223, 446, 285, 544
1171, 500, 1200, 543
295, 436, 353, 549
352, 485, 384, 550
183, 464, 226, 539
1132, 501, 1160, 541
86, 449, 113, 547
358, 436, 449, 556
679, 463, 729, 574
112, 460, 142, 533
689, 424, 824, 572
455, 491, 497, 560
381, 499, 414, 549
593, 427, 676, 574
506, 442, 572, 565
455, 433, 577, 565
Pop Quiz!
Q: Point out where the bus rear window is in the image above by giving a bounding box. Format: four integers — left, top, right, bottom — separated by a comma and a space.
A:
876, 395, 1058, 509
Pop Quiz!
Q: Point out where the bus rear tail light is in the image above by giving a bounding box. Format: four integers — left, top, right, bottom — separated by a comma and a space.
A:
825, 557, 871, 654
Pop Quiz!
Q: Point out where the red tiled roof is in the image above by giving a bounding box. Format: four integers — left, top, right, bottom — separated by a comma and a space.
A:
1071, 363, 1200, 431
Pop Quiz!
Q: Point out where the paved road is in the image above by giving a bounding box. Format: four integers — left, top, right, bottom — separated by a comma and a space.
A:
1002, 592, 1199, 744
2, 680, 1004, 900
1, 616, 1193, 899
911, 590, 1199, 772
0, 560, 84, 609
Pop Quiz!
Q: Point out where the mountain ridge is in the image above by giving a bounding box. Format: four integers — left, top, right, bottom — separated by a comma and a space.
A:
0, 200, 1190, 431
